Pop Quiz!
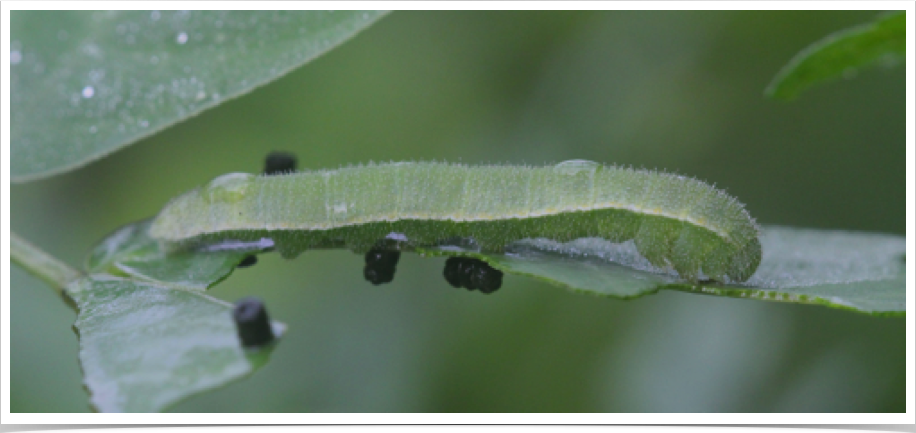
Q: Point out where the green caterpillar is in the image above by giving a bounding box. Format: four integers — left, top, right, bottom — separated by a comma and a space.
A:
150, 160, 762, 283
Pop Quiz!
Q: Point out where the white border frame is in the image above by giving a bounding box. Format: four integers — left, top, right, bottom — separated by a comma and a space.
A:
2, 1, 913, 425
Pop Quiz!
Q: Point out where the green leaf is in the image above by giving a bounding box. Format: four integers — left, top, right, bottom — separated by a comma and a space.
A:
86, 219, 269, 290
67, 275, 285, 413
678, 227, 905, 315
419, 226, 905, 316
765, 11, 905, 100
80, 220, 901, 411
11, 10, 388, 182
81, 219, 902, 411
121, 217, 902, 317
424, 238, 682, 299
76, 219, 283, 412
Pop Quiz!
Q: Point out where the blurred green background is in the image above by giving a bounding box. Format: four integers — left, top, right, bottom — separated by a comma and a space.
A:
10, 10, 905, 412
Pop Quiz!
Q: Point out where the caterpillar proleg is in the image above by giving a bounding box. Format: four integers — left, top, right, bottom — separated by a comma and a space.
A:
150, 160, 762, 283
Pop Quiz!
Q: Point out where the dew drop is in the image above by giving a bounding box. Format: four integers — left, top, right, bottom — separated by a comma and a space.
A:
89, 125, 98, 134
139, 119, 149, 128
150, 55, 159, 65
554, 159, 600, 175
206, 173, 255, 203
10, 50, 21, 65
81, 86, 95, 98
150, 10, 161, 21
176, 32, 189, 45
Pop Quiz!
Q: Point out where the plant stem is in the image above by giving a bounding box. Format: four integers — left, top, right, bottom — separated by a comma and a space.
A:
10, 231, 82, 295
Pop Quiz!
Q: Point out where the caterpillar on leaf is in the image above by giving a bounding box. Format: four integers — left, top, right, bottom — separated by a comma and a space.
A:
150, 159, 762, 284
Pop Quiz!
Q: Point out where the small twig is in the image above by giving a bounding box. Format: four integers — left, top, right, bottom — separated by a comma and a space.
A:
10, 231, 82, 296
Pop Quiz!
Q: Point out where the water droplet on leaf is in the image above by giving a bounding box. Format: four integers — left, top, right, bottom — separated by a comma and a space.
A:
554, 159, 600, 175
205, 173, 255, 203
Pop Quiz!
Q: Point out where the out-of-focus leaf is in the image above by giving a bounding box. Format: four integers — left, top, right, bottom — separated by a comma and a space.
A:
67, 275, 285, 413
765, 11, 904, 100
11, 10, 388, 181
419, 226, 905, 316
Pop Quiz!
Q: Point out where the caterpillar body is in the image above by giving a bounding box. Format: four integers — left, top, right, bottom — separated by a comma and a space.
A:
150, 160, 762, 283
